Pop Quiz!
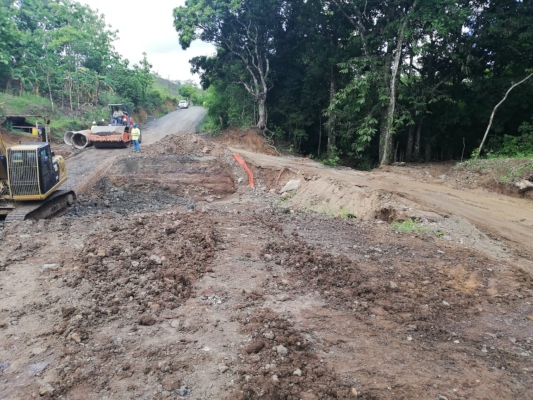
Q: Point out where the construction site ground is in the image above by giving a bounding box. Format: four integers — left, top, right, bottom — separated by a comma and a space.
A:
1, 107, 532, 400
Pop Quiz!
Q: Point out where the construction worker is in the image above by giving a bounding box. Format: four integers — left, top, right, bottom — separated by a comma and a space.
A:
91, 121, 97, 131
131, 123, 141, 152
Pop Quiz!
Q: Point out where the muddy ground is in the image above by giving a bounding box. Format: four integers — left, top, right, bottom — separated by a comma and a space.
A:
1, 121, 532, 400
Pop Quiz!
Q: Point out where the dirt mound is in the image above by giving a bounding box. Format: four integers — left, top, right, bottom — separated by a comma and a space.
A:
144, 132, 224, 157
214, 127, 279, 156
234, 309, 353, 399
0, 130, 41, 146
52, 211, 217, 397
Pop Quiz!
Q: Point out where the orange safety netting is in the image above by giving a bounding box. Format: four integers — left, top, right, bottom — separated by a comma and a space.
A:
233, 153, 255, 188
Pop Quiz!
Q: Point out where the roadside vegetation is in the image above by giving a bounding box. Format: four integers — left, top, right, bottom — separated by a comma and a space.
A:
392, 218, 445, 237
0, 0, 205, 138
453, 121, 533, 185
173, 0, 533, 168
455, 158, 533, 185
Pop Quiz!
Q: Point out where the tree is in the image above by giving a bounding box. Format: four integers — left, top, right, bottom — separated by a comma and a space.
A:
477, 72, 533, 158
174, 0, 286, 130
0, 5, 18, 66
135, 52, 154, 104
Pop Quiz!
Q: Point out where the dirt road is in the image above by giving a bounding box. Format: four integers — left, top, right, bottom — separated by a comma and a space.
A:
63, 107, 206, 194
229, 147, 533, 270
0, 113, 532, 400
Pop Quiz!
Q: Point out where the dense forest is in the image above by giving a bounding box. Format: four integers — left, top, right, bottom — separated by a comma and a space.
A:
174, 0, 533, 166
0, 0, 182, 118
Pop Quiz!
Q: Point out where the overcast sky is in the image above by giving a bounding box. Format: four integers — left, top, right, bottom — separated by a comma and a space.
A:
82, 0, 215, 84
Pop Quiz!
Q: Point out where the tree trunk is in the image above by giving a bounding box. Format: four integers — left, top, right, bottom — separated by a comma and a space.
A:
413, 117, 424, 161
257, 97, 267, 130
327, 65, 337, 155
381, 32, 405, 165
46, 72, 54, 113
318, 113, 322, 157
378, 108, 389, 163
476, 72, 533, 158
380, 0, 418, 166
67, 71, 73, 111
405, 125, 415, 161
425, 142, 431, 162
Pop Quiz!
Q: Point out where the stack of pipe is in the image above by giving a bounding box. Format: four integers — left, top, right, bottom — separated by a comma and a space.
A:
64, 130, 93, 149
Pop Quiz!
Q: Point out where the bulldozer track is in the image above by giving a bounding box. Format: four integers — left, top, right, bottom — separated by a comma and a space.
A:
4, 190, 76, 226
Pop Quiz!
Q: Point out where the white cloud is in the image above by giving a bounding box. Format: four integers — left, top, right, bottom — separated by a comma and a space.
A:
82, 0, 215, 83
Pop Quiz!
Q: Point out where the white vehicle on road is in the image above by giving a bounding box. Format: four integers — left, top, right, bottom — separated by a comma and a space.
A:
179, 100, 189, 109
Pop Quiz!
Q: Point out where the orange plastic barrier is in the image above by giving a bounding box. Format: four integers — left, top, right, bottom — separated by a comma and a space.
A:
275, 168, 286, 185
233, 153, 255, 188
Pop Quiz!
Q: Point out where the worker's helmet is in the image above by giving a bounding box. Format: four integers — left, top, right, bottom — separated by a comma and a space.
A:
92, 121, 96, 124
133, 123, 137, 127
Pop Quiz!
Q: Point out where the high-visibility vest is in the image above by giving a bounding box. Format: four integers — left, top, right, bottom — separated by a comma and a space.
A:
131, 127, 141, 140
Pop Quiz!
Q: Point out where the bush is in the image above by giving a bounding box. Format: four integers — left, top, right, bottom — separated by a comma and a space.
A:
485, 120, 533, 158
320, 146, 340, 166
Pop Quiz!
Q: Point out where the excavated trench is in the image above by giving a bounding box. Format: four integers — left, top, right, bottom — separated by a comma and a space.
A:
70, 154, 236, 217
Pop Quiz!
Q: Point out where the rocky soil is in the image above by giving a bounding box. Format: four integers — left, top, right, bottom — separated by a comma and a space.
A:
1, 124, 532, 400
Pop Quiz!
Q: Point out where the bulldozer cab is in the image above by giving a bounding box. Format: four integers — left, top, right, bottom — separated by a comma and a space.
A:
5, 142, 63, 200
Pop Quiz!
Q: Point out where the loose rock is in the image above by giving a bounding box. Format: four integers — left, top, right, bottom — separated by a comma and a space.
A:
280, 179, 301, 194
161, 376, 181, 391
245, 340, 265, 354
170, 319, 181, 329
149, 255, 162, 265
218, 364, 229, 373
139, 314, 157, 326
39, 384, 54, 396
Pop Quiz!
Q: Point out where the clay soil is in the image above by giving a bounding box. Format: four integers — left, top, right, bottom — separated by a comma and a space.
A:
1, 116, 532, 400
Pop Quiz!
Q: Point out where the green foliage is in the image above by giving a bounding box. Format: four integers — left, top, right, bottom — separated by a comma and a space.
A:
392, 218, 444, 237
0, 0, 180, 119
0, 5, 19, 66
455, 158, 533, 184
0, 92, 51, 116
178, 85, 194, 100
338, 206, 356, 219
392, 219, 424, 233
153, 75, 181, 98
484, 119, 533, 159
313, 204, 356, 219
353, 155, 378, 171
180, 0, 533, 168
201, 83, 255, 131
320, 146, 340, 167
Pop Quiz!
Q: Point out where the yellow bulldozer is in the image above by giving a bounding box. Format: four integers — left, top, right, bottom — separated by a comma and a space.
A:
0, 135, 75, 225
